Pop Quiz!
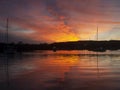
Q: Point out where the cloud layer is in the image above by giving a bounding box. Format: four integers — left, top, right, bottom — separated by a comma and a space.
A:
0, 0, 120, 43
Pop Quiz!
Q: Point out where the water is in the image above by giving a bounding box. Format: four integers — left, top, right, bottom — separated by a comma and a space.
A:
0, 50, 120, 90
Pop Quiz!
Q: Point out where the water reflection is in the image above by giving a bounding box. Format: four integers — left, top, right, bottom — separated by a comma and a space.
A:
0, 50, 120, 90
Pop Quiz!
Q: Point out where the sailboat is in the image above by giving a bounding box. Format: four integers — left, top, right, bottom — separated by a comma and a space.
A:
53, 46, 57, 52
4, 18, 16, 54
92, 26, 106, 52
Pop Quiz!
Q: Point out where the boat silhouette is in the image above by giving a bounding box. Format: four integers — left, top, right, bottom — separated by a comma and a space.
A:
4, 18, 16, 54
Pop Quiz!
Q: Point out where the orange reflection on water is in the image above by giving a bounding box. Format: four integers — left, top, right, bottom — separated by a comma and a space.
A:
1, 50, 120, 90
33, 55, 79, 80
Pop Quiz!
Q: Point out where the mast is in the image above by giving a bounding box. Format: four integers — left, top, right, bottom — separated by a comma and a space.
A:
6, 18, 9, 44
96, 26, 98, 41
96, 26, 99, 78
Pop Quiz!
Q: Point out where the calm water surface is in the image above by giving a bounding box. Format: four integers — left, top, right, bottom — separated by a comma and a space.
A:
0, 50, 120, 90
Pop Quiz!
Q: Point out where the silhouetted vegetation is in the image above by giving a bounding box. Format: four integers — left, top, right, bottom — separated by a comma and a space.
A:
0, 40, 120, 53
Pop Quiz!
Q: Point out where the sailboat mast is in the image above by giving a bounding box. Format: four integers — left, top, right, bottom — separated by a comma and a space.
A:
97, 26, 98, 41
6, 18, 9, 44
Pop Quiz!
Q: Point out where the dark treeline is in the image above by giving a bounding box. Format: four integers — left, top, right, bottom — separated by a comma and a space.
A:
0, 40, 120, 52
52, 40, 120, 52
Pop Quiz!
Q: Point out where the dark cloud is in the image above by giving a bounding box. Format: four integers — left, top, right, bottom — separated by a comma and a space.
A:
0, 31, 37, 43
44, 0, 63, 17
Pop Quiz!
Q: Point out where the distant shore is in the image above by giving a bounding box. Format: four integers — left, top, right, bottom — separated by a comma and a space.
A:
0, 40, 120, 52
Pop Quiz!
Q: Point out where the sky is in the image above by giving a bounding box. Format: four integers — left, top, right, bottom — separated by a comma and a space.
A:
0, 0, 120, 43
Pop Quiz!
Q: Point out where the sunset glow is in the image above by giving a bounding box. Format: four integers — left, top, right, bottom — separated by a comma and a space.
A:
0, 0, 120, 43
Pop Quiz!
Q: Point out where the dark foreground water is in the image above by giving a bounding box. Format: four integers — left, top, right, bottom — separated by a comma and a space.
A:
0, 50, 120, 90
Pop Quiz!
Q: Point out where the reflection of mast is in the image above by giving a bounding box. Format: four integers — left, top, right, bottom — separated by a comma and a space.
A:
6, 56, 10, 89
96, 53, 100, 78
